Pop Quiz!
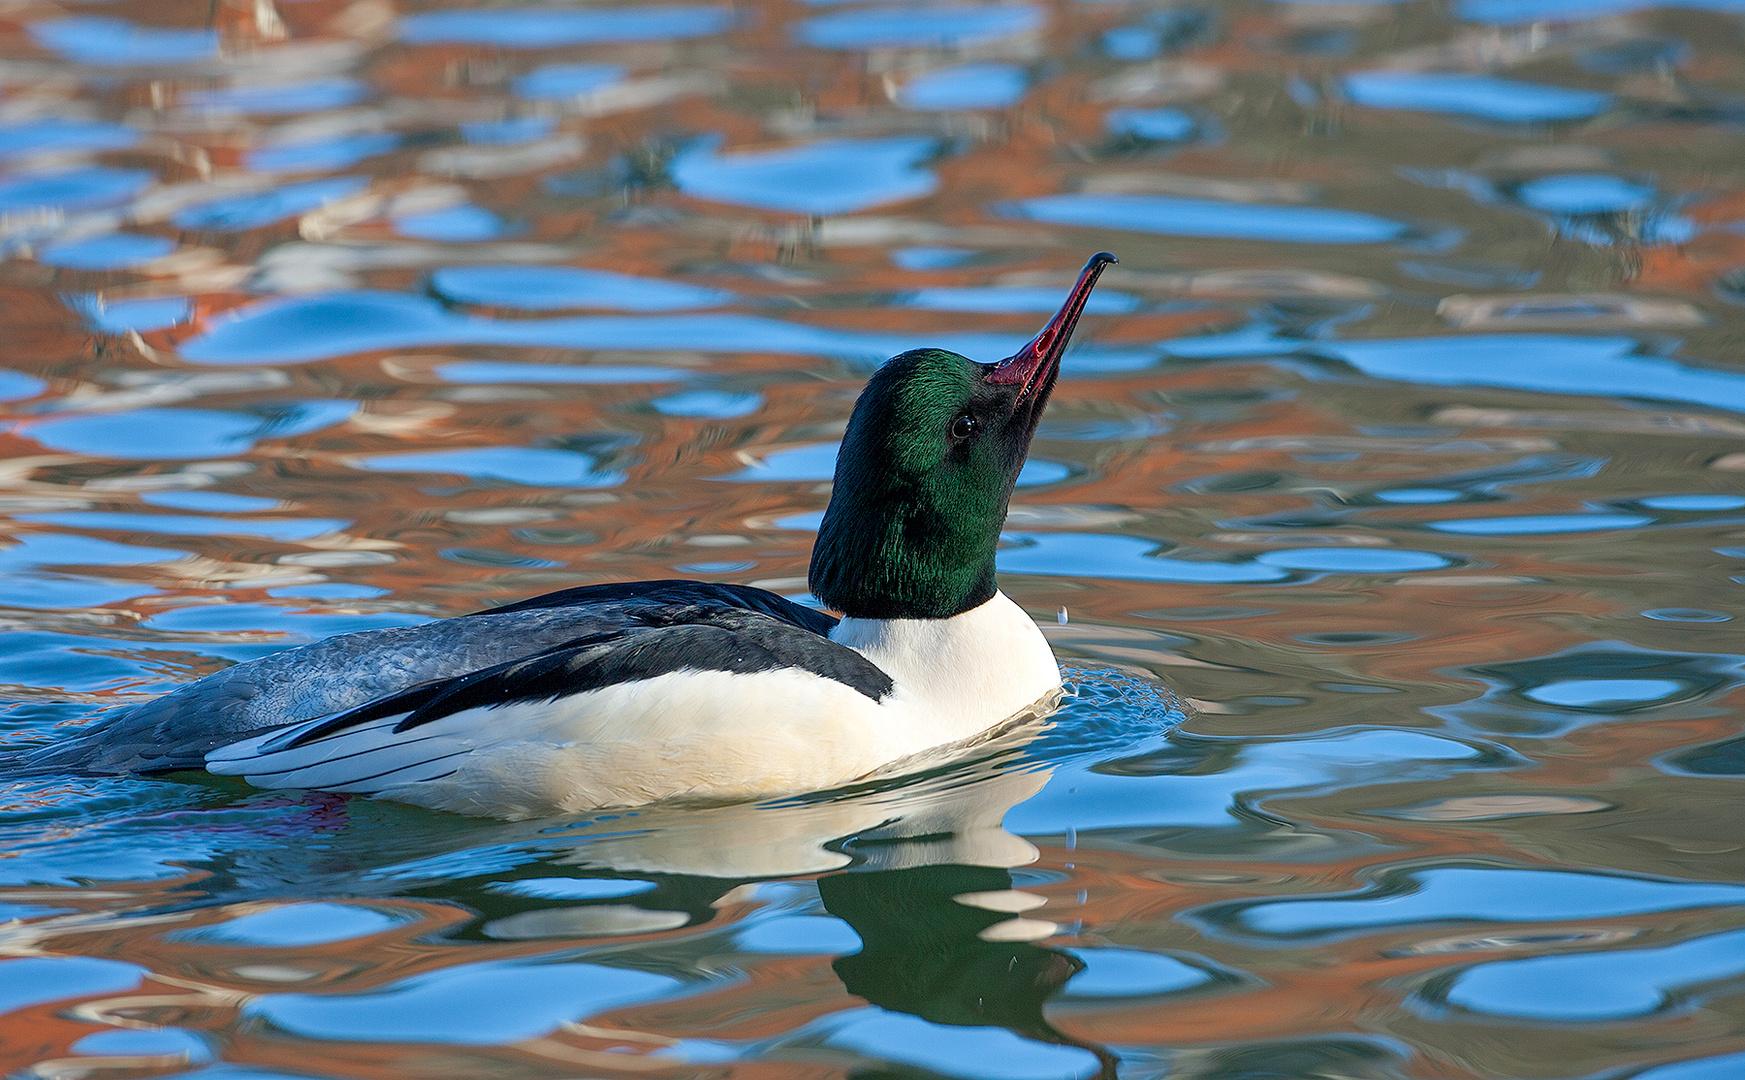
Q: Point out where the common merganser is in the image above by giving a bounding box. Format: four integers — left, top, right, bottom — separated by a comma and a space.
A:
24, 252, 1118, 819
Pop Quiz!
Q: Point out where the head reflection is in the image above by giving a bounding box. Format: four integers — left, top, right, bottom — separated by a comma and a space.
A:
822, 863, 1117, 1079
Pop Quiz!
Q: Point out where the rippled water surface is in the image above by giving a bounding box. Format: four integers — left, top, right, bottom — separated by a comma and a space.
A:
2, 0, 1744, 1076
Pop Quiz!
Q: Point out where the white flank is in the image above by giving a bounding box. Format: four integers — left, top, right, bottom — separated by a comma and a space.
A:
206, 590, 1061, 818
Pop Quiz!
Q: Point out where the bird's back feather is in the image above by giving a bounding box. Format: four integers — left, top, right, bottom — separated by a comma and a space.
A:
16, 581, 837, 776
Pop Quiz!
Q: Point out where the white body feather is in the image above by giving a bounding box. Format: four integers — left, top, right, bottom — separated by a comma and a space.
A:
206, 591, 1060, 818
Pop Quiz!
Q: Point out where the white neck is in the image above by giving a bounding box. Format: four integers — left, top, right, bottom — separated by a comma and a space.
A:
829, 591, 1061, 739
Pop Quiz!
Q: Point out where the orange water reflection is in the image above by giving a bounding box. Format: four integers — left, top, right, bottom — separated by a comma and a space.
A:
4, 0, 1745, 1076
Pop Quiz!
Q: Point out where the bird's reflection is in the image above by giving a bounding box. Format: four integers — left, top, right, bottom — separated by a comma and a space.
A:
63, 701, 1189, 1075
369, 738, 1119, 1076
823, 863, 1119, 1079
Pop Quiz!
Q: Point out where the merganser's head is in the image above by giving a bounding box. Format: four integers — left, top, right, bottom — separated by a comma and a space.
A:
810, 252, 1117, 620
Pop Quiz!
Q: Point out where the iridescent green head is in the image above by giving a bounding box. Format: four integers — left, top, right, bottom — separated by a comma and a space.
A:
810, 253, 1116, 619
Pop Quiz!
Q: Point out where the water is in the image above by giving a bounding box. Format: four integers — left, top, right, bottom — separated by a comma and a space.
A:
0, 0, 1742, 1076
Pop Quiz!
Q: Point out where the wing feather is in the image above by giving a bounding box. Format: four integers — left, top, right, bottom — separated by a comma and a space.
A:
21, 580, 839, 776
202, 606, 891, 799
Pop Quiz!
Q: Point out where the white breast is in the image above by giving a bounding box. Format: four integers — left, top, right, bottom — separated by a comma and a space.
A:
830, 590, 1062, 743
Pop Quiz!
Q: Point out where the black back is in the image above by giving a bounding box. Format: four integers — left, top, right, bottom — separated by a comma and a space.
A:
470, 579, 838, 636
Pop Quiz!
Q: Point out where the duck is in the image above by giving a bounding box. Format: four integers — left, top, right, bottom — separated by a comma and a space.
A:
22, 252, 1118, 819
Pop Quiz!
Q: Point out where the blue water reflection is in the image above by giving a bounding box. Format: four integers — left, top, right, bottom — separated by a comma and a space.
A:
21, 404, 357, 460
799, 5, 1042, 49
1343, 71, 1610, 122
71, 1028, 209, 1061
40, 234, 174, 271
996, 534, 1449, 583
0, 575, 159, 611
431, 265, 732, 311
247, 133, 400, 174
1522, 678, 1683, 707
0, 534, 187, 572
462, 117, 555, 145
808, 1008, 1101, 1080
1440, 926, 1745, 1021
999, 533, 1288, 584
0, 167, 152, 215
487, 877, 657, 899
400, 7, 731, 46
170, 903, 409, 946
182, 79, 369, 115
0, 370, 45, 402
393, 204, 508, 241
250, 958, 681, 1043
1429, 513, 1653, 535
1304, 335, 1745, 413
1062, 948, 1216, 998
1106, 107, 1200, 142
1375, 489, 1462, 504
1005, 729, 1482, 833
899, 64, 1028, 110
434, 360, 686, 384
0, 957, 143, 1014
736, 913, 863, 954
23, 401, 354, 460
1007, 194, 1409, 244
1458, 0, 1745, 22
513, 64, 626, 100
1098, 7, 1209, 59
29, 17, 216, 66
1255, 547, 1450, 572
1632, 1051, 1745, 1080
673, 136, 937, 215
1640, 494, 1745, 511
68, 295, 191, 334
1516, 174, 1655, 214
355, 446, 622, 487
0, 118, 137, 159
892, 248, 975, 272
652, 389, 763, 417
1217, 867, 1745, 939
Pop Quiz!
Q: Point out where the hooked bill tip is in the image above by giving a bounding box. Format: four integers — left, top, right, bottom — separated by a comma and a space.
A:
985, 250, 1119, 388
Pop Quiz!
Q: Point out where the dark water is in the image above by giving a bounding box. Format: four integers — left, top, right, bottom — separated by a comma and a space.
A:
2, 0, 1744, 1076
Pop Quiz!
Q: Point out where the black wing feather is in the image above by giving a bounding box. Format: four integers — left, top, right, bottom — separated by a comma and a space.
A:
16, 578, 838, 775
280, 607, 891, 749
469, 579, 837, 636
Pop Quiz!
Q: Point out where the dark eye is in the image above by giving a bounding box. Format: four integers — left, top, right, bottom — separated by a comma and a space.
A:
950, 414, 978, 441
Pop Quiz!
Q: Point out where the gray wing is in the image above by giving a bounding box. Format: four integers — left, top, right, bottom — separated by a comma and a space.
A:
18, 604, 656, 775
18, 581, 841, 776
